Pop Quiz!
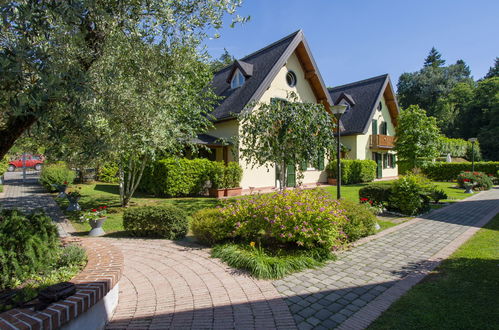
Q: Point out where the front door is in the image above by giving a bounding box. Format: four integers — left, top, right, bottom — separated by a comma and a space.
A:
373, 153, 382, 179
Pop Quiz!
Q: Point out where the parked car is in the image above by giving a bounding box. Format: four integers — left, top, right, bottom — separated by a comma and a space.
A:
8, 155, 44, 171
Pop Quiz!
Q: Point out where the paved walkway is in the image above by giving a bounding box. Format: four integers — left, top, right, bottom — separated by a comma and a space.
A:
1, 171, 498, 329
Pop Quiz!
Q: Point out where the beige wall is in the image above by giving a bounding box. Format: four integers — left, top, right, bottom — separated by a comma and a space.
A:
208, 52, 329, 189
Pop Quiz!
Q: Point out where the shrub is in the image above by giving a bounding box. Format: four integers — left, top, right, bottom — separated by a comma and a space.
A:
191, 208, 233, 245
209, 161, 227, 189
389, 175, 434, 215
216, 189, 349, 249
139, 158, 213, 197
0, 210, 59, 289
225, 162, 243, 188
359, 183, 393, 204
327, 160, 377, 184
429, 188, 448, 203
340, 200, 377, 241
56, 245, 87, 268
123, 205, 188, 239
97, 162, 119, 183
0, 156, 8, 176
456, 171, 493, 191
39, 163, 76, 191
211, 243, 333, 279
421, 162, 499, 181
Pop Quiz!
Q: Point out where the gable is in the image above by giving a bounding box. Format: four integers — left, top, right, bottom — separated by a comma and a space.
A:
210, 30, 332, 122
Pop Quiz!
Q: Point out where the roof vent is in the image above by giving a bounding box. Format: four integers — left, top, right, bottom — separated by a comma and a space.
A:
334, 92, 356, 107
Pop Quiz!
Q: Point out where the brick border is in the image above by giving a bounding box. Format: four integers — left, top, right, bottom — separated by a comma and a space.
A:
0, 238, 123, 330
337, 196, 499, 330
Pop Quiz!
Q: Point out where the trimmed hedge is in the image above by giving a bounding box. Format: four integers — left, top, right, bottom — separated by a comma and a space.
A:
139, 158, 214, 197
421, 162, 499, 181
327, 159, 377, 184
191, 208, 231, 245
39, 163, 76, 191
0, 210, 59, 289
139, 158, 243, 197
123, 205, 188, 239
359, 182, 393, 204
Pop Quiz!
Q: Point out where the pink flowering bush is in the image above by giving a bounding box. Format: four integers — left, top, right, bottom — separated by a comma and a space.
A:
192, 189, 349, 250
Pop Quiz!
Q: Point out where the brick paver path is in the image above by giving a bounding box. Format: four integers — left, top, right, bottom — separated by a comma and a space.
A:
105, 238, 296, 329
0, 171, 73, 236
274, 187, 499, 329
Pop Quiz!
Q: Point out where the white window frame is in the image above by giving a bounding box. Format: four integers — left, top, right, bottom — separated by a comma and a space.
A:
231, 69, 245, 89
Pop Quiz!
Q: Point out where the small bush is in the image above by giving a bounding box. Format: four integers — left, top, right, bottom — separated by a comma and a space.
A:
191, 208, 232, 245
225, 162, 243, 188
0, 210, 59, 289
39, 163, 76, 191
327, 160, 377, 184
359, 183, 393, 204
430, 188, 448, 203
97, 162, 119, 183
56, 245, 87, 268
340, 200, 378, 241
211, 243, 333, 279
0, 156, 8, 176
456, 171, 493, 191
389, 175, 433, 215
421, 162, 499, 181
123, 206, 188, 239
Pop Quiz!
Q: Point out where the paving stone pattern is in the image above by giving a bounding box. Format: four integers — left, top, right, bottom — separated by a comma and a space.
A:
105, 238, 296, 330
274, 188, 499, 330
0, 171, 73, 236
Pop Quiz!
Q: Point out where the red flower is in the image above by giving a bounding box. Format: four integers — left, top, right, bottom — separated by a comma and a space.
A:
99, 206, 103, 209
463, 179, 470, 182
92, 209, 97, 212
63, 181, 68, 185
103, 206, 107, 209
473, 172, 479, 175
360, 197, 369, 202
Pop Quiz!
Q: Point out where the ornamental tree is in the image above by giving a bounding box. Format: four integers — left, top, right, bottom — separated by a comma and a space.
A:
394, 105, 440, 170
0, 0, 245, 159
238, 93, 336, 191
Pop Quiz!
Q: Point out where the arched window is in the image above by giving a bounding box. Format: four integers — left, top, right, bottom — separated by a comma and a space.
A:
286, 70, 297, 87
231, 69, 245, 89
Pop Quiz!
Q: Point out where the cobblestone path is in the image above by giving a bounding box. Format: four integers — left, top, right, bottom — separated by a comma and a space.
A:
273, 188, 499, 329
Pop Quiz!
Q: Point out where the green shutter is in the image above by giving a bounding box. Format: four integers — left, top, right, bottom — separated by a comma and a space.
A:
300, 160, 307, 171
391, 154, 396, 168
372, 119, 378, 135
317, 151, 325, 170
383, 154, 388, 169
286, 164, 296, 187
381, 122, 387, 135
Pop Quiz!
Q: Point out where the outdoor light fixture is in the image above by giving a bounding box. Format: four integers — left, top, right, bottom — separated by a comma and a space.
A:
468, 138, 477, 172
331, 104, 348, 199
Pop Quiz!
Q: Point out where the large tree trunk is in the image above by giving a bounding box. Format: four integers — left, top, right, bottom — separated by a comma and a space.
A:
0, 114, 38, 159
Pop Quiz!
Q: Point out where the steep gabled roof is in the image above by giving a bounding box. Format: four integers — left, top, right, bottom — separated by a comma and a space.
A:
328, 74, 400, 135
211, 30, 333, 121
225, 60, 253, 83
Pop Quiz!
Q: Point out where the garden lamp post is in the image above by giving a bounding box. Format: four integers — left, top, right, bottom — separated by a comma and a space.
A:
332, 104, 348, 199
468, 138, 477, 172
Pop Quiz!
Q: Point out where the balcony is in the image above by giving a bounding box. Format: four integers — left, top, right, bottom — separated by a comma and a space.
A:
370, 134, 395, 149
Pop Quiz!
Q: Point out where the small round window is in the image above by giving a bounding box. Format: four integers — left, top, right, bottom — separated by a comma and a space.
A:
286, 71, 297, 87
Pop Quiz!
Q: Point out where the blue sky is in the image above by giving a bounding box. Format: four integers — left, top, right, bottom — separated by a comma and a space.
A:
206, 0, 499, 89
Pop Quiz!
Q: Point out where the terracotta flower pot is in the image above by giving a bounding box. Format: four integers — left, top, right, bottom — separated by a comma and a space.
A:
327, 178, 337, 185
209, 188, 225, 198
88, 217, 107, 237
225, 187, 242, 197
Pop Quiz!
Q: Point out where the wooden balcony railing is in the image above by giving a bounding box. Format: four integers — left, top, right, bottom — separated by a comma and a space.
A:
370, 134, 395, 149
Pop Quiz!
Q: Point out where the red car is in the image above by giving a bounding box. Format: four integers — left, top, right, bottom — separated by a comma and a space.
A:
8, 155, 44, 171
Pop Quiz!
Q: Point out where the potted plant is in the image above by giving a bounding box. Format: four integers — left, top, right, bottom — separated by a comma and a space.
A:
53, 181, 68, 198
463, 179, 474, 194
66, 187, 82, 211
209, 162, 226, 198
224, 162, 243, 197
80, 206, 108, 236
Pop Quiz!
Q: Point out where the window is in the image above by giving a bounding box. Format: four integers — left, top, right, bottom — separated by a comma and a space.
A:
377, 102, 382, 111
372, 119, 378, 135
230, 69, 245, 89
286, 70, 297, 87
383, 153, 388, 169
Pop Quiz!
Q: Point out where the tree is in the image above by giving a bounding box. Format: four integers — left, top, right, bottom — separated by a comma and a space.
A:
394, 105, 440, 169
210, 48, 236, 72
424, 47, 445, 68
238, 93, 336, 191
0, 0, 245, 159
484, 57, 499, 79
433, 81, 474, 136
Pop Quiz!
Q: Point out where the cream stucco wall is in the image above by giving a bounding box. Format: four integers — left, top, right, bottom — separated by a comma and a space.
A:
207, 51, 329, 189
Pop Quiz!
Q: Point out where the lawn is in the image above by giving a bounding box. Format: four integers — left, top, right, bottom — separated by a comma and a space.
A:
56, 183, 219, 235
369, 213, 499, 329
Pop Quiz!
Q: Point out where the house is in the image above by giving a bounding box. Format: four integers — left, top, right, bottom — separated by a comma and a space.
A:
198, 30, 399, 192
328, 74, 400, 179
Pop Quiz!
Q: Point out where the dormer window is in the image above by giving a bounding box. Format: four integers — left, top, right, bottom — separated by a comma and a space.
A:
231, 69, 245, 89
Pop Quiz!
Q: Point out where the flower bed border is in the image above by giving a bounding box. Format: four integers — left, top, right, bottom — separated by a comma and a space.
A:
0, 238, 123, 330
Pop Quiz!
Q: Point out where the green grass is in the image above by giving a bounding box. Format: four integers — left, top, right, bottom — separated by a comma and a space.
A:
369, 213, 499, 330
377, 219, 398, 231
212, 243, 334, 279
56, 182, 218, 235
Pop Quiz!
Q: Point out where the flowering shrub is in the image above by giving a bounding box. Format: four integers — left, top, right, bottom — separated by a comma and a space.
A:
340, 200, 378, 241
359, 197, 384, 215
79, 206, 108, 222
457, 171, 493, 190
193, 189, 349, 250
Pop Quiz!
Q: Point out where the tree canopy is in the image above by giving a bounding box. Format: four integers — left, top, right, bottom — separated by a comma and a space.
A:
238, 94, 336, 190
